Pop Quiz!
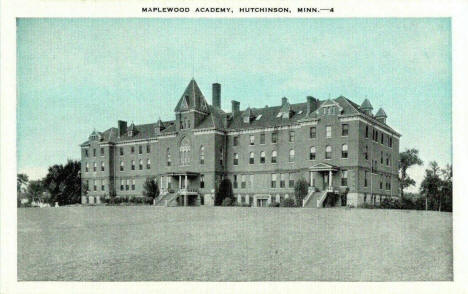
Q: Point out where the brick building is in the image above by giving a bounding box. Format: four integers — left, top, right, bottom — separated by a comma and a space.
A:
80, 79, 400, 207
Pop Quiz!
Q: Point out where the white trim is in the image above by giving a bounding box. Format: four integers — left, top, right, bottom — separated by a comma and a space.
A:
227, 124, 301, 135
193, 129, 225, 136
339, 115, 401, 137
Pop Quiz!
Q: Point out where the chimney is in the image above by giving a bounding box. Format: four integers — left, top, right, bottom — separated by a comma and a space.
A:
282, 97, 288, 106
212, 83, 221, 108
306, 96, 318, 115
231, 100, 240, 114
118, 120, 127, 137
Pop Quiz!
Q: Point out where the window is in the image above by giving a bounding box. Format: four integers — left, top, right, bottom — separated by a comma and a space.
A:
289, 131, 295, 142
364, 171, 368, 187
280, 174, 286, 188
132, 179, 135, 190
341, 170, 348, 186
375, 131, 379, 142
364, 145, 369, 160
131, 160, 135, 170
342, 124, 349, 136
139, 159, 143, 170
85, 162, 89, 172
342, 144, 348, 158
147, 159, 151, 169
380, 177, 383, 190
289, 149, 295, 162
260, 151, 266, 164
272, 132, 278, 144
101, 180, 105, 191
260, 133, 265, 144
289, 173, 295, 188
93, 180, 97, 191
271, 150, 277, 164
271, 174, 277, 188
101, 161, 105, 171
365, 126, 369, 138
120, 180, 124, 191
249, 152, 255, 164
219, 148, 224, 166
381, 133, 384, 144
326, 126, 332, 138
381, 151, 384, 164
93, 148, 96, 157
199, 146, 205, 165
233, 153, 239, 165
126, 180, 129, 190
85, 149, 89, 157
200, 175, 205, 188
131, 146, 135, 154
100, 147, 104, 156
147, 145, 151, 153
93, 162, 97, 172
179, 137, 191, 166
249, 135, 255, 145
325, 145, 332, 159
120, 147, 124, 156
241, 175, 246, 189
233, 136, 239, 146
389, 137, 393, 147
120, 161, 124, 171
167, 148, 171, 166
233, 175, 238, 189
310, 127, 316, 138
310, 146, 316, 160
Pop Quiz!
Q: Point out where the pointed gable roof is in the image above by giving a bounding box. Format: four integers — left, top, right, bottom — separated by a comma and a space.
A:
375, 108, 387, 118
174, 79, 209, 113
360, 98, 373, 110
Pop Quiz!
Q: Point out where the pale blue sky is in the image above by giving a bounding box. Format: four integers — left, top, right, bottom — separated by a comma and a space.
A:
17, 18, 451, 189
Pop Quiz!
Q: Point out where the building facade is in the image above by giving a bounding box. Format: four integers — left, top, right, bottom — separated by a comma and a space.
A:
80, 79, 400, 207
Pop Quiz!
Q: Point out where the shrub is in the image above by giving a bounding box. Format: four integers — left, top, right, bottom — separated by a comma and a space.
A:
280, 198, 296, 207
294, 178, 308, 207
221, 197, 234, 206
215, 178, 234, 206
142, 178, 159, 199
269, 201, 280, 207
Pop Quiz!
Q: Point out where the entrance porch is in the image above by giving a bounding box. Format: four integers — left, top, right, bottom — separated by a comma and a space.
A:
160, 172, 200, 206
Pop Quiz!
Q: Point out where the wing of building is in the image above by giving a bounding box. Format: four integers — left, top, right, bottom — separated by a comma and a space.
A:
80, 79, 401, 207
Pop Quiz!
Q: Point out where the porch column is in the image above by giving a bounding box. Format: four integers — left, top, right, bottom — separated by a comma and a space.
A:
185, 175, 188, 190
160, 176, 163, 192
179, 175, 181, 189
329, 170, 332, 189
184, 194, 188, 206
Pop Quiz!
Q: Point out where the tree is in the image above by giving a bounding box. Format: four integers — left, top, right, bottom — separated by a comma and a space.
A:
215, 178, 234, 206
43, 160, 81, 205
420, 161, 442, 211
17, 173, 29, 193
399, 149, 423, 198
26, 180, 44, 203
142, 178, 160, 199
440, 164, 452, 212
294, 177, 308, 207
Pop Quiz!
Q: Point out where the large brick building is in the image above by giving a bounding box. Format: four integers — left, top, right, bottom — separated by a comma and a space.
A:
80, 79, 400, 207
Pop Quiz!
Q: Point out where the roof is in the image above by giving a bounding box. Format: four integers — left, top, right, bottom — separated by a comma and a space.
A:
360, 98, 373, 110
174, 79, 209, 113
375, 108, 387, 118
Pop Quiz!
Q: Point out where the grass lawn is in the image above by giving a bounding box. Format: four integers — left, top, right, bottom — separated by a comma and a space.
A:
17, 206, 452, 281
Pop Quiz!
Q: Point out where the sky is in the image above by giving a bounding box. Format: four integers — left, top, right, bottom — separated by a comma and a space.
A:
17, 18, 451, 192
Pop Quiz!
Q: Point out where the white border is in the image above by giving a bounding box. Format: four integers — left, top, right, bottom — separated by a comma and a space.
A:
1, 0, 467, 293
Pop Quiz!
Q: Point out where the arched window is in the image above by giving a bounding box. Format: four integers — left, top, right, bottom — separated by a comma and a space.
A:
179, 137, 191, 166
260, 151, 266, 164
342, 144, 348, 158
93, 162, 97, 172
139, 159, 143, 170
271, 150, 277, 164
199, 145, 205, 165
85, 162, 89, 172
120, 161, 124, 171
233, 153, 239, 165
249, 152, 255, 164
101, 161, 105, 171
310, 146, 316, 160
325, 145, 332, 159
147, 159, 151, 169
289, 149, 295, 162
167, 148, 171, 166
131, 160, 135, 170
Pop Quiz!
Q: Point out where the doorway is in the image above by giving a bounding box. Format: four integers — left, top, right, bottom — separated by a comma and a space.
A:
257, 199, 267, 207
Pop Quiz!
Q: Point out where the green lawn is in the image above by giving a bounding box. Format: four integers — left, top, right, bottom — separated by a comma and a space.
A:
17, 206, 452, 281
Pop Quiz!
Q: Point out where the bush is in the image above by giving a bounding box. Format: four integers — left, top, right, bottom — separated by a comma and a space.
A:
215, 178, 234, 206
221, 197, 234, 206
269, 201, 280, 207
280, 198, 296, 207
294, 178, 309, 207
